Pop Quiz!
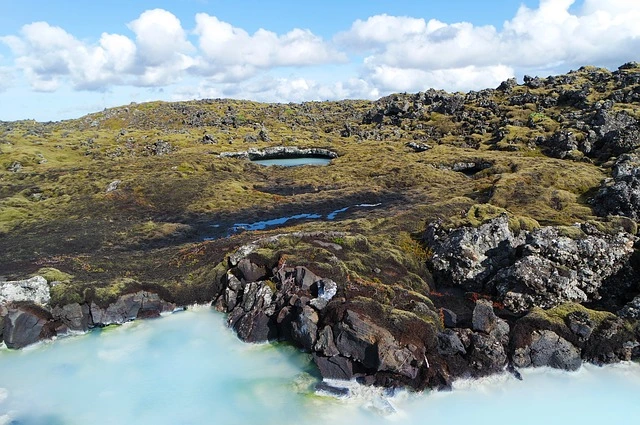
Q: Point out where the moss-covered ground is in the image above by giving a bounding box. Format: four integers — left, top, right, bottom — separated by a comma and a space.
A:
1, 65, 639, 310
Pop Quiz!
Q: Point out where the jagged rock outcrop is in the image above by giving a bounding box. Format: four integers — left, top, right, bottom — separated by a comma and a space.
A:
590, 108, 640, 157
540, 130, 589, 159
593, 153, 640, 219
510, 304, 638, 370
214, 254, 442, 390
425, 216, 635, 313
424, 214, 523, 292
434, 300, 510, 379
492, 224, 635, 313
582, 317, 639, 363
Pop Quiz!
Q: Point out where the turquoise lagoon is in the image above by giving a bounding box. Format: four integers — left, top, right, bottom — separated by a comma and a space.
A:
0, 307, 639, 425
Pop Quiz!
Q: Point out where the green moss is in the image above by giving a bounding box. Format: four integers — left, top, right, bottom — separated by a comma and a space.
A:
1, 70, 638, 307
528, 303, 615, 327
556, 225, 587, 239
49, 283, 84, 306
588, 216, 638, 235
444, 203, 539, 234
34, 267, 73, 283
93, 278, 140, 306
546, 303, 616, 326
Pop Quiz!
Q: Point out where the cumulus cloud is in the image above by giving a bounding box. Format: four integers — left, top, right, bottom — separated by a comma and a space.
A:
128, 9, 193, 67
127, 9, 195, 86
337, 0, 640, 93
1, 0, 639, 106
192, 13, 346, 82
173, 75, 379, 104
0, 9, 341, 92
1, 22, 137, 91
367, 64, 515, 94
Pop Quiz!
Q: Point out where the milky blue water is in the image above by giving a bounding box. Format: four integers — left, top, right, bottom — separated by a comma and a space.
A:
1, 307, 639, 425
252, 157, 332, 166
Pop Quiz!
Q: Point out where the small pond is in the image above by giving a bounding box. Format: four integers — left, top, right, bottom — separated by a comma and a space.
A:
251, 157, 332, 167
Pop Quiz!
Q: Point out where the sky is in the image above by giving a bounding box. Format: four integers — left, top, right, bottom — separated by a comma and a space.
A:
0, 0, 639, 121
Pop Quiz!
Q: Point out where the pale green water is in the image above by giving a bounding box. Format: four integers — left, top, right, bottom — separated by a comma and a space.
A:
1, 307, 639, 425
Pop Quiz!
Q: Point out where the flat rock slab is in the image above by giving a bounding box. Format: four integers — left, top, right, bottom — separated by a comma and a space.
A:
0, 276, 50, 306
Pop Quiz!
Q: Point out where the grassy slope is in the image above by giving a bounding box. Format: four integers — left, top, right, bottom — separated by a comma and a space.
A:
0, 65, 638, 308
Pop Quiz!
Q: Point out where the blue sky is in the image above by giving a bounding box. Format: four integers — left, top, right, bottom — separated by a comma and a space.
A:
0, 0, 638, 121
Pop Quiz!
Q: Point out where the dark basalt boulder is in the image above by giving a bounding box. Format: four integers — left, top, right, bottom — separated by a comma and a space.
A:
52, 303, 90, 333
90, 291, 175, 326
593, 153, 640, 220
512, 330, 582, 371
314, 354, 354, 380
291, 305, 319, 350
590, 109, 640, 157
3, 304, 54, 349
237, 259, 267, 283
583, 317, 639, 364
472, 299, 497, 333
566, 311, 594, 341
437, 329, 466, 356
540, 130, 591, 159
467, 333, 508, 373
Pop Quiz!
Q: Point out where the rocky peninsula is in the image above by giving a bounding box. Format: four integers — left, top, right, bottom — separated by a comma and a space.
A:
2, 63, 640, 391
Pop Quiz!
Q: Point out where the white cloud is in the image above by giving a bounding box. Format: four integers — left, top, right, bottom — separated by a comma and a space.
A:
173, 75, 379, 104
335, 14, 430, 49
0, 66, 13, 92
192, 13, 346, 82
367, 64, 515, 94
128, 9, 193, 67
126, 9, 195, 86
0, 9, 343, 92
0, 22, 138, 91
1, 0, 640, 113
337, 0, 640, 93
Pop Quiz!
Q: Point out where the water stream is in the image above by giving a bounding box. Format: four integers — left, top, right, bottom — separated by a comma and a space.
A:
204, 203, 382, 240
1, 308, 639, 425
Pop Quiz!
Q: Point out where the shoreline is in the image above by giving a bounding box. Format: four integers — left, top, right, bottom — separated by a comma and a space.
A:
1, 305, 639, 424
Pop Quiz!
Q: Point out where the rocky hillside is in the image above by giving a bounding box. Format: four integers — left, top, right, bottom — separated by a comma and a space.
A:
1, 63, 640, 391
